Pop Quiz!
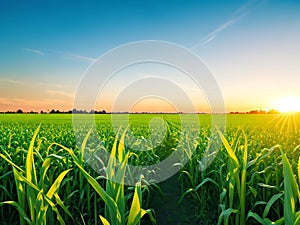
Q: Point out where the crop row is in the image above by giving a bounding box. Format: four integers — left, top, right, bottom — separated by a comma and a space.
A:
0, 114, 299, 224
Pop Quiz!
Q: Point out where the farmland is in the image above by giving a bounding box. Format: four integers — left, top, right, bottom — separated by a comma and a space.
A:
0, 114, 299, 225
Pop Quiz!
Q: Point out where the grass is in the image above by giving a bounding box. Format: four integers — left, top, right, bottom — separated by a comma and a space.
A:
0, 113, 300, 224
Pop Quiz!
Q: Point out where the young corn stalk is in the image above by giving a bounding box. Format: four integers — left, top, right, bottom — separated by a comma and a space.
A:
56, 128, 155, 225
281, 149, 300, 225
216, 128, 248, 225
0, 124, 73, 225
247, 147, 300, 225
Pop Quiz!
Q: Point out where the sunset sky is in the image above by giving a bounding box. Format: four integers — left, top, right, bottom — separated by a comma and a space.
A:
0, 0, 300, 113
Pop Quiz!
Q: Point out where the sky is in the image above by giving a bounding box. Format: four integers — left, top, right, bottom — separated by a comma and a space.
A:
0, 0, 300, 113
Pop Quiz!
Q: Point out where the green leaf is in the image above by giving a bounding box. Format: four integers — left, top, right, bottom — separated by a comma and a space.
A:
195, 177, 219, 191
263, 193, 283, 218
54, 193, 74, 220
247, 211, 267, 225
46, 169, 72, 199
25, 124, 41, 222
298, 157, 300, 189
127, 182, 143, 225
217, 207, 239, 225
81, 128, 93, 162
0, 201, 33, 225
216, 128, 240, 168
100, 215, 111, 225
282, 150, 300, 225
26, 124, 40, 183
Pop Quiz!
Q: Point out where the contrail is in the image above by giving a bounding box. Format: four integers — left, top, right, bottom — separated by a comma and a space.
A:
190, 0, 264, 50
23, 48, 45, 55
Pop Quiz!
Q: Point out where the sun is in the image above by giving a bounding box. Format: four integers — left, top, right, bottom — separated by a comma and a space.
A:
273, 96, 300, 113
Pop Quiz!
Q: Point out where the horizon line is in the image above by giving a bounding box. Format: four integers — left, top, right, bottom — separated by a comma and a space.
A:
0, 108, 288, 115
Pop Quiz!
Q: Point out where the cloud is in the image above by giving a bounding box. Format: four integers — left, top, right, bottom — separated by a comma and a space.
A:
0, 78, 28, 85
62, 52, 97, 63
191, 0, 261, 49
200, 34, 216, 46
0, 97, 42, 106
46, 90, 74, 98
0, 79, 74, 111
0, 78, 72, 100
191, 13, 248, 49
22, 47, 96, 63
0, 96, 73, 111
0, 78, 67, 88
23, 48, 45, 55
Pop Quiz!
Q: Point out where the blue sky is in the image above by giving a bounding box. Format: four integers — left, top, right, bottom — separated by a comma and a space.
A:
0, 0, 300, 112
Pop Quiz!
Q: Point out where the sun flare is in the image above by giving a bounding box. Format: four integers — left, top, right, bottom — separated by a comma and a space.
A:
274, 96, 300, 113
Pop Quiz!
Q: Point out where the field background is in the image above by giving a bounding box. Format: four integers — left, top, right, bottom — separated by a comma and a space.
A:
0, 113, 294, 129
0, 114, 299, 225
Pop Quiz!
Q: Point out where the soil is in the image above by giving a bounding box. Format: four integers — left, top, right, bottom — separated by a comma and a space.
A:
143, 172, 198, 225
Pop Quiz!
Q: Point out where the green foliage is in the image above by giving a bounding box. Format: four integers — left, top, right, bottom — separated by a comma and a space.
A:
0, 114, 300, 224
0, 124, 72, 225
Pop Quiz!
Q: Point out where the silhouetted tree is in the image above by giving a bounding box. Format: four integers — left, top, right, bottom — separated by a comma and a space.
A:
16, 109, 23, 114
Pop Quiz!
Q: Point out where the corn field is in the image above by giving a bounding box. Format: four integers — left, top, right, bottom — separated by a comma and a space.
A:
0, 114, 299, 225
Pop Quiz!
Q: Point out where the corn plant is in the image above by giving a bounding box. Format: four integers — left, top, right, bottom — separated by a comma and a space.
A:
247, 146, 300, 225
55, 128, 155, 225
0, 124, 73, 225
1, 113, 300, 225
216, 128, 249, 225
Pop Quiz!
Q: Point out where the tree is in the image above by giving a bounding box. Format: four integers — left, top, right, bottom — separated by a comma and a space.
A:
16, 109, 23, 114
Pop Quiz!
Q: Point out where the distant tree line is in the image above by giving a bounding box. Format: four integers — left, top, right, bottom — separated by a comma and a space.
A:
230, 109, 281, 114
0, 109, 282, 114
0, 109, 107, 114
0, 109, 38, 114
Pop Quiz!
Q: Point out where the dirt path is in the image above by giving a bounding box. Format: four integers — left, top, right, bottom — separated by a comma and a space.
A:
146, 173, 197, 225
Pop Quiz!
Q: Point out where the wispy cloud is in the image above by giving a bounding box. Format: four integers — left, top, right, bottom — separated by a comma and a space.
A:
0, 97, 44, 106
23, 48, 46, 55
0, 96, 72, 111
62, 52, 97, 63
200, 34, 217, 46
191, 0, 261, 49
46, 90, 74, 98
0, 77, 68, 89
0, 78, 74, 111
0, 78, 29, 85
22, 47, 96, 63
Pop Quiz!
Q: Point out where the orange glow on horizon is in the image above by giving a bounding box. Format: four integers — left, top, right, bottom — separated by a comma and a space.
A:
273, 96, 300, 113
